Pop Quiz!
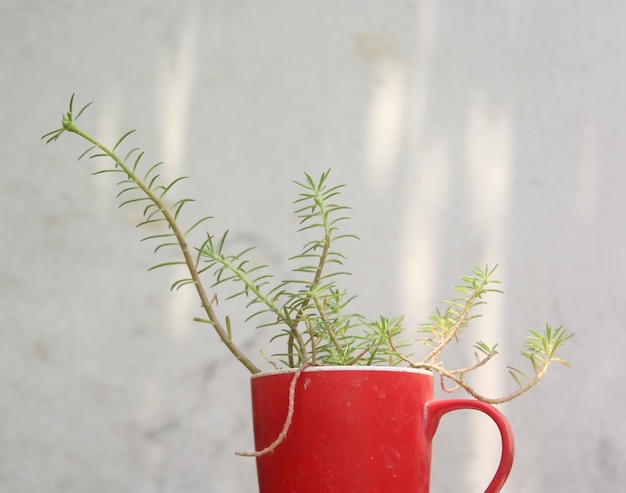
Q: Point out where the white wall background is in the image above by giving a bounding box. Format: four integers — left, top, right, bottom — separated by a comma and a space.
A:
1, 1, 623, 491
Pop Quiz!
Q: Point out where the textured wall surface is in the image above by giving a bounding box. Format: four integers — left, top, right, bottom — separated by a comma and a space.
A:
1, 1, 623, 491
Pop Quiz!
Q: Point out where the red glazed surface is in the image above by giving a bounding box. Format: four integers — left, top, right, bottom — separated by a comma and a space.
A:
251, 367, 513, 493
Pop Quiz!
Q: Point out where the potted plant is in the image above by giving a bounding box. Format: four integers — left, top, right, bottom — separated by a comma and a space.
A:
43, 95, 572, 493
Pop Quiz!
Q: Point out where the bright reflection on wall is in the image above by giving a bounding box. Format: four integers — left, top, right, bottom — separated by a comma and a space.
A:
95, 85, 124, 210
463, 94, 512, 489
400, 94, 512, 489
153, 9, 199, 342
399, 0, 443, 324
398, 2, 514, 484
399, 138, 452, 314
357, 31, 407, 194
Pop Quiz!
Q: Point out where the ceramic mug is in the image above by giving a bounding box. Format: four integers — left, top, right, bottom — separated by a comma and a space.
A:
250, 367, 514, 493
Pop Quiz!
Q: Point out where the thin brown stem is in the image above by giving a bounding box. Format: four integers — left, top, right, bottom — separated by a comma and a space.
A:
68, 125, 261, 374
235, 362, 314, 457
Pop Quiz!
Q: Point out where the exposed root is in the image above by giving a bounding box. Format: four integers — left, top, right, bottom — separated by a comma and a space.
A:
235, 362, 313, 457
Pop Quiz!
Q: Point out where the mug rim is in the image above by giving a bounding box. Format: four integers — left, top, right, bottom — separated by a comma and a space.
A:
252, 365, 433, 379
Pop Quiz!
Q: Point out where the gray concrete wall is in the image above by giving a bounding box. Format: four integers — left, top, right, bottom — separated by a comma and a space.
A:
1, 1, 622, 491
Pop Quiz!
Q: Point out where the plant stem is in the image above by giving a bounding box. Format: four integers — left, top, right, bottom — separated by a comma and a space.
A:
422, 278, 488, 365
66, 122, 261, 374
289, 190, 334, 361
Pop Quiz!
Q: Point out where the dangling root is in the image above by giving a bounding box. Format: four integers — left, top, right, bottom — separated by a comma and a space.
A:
235, 362, 313, 457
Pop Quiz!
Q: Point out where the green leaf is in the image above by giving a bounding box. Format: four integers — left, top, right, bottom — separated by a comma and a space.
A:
171, 278, 197, 291
184, 216, 212, 236
148, 261, 186, 271
77, 145, 98, 161
112, 130, 137, 152
74, 100, 94, 120
158, 176, 188, 198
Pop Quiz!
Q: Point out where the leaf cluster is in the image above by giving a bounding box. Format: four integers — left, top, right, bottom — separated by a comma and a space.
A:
43, 95, 574, 403
400, 266, 574, 404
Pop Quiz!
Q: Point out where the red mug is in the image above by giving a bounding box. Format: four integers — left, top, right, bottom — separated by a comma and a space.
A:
250, 367, 514, 492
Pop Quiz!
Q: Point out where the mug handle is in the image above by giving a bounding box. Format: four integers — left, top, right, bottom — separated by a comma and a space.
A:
424, 400, 515, 493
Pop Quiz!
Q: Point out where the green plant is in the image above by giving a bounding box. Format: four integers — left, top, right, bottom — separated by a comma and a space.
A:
43, 95, 572, 404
